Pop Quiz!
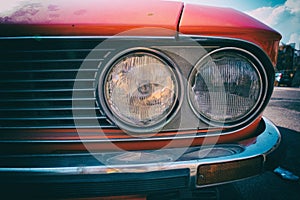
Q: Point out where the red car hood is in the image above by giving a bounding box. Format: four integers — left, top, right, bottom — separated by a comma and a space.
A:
179, 4, 281, 65
0, 0, 183, 36
0, 0, 280, 39
0, 0, 281, 64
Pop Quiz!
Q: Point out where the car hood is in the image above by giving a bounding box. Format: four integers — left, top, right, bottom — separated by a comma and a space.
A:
0, 0, 281, 64
0, 0, 183, 36
178, 3, 281, 65
0, 0, 280, 39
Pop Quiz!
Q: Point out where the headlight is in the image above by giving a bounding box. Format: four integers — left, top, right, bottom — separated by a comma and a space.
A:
188, 48, 265, 126
99, 49, 181, 132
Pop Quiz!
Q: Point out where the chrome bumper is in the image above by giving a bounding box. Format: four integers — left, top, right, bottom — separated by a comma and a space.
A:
0, 117, 280, 198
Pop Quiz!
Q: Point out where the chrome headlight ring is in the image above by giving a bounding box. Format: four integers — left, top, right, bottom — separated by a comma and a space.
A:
187, 47, 268, 127
97, 48, 183, 133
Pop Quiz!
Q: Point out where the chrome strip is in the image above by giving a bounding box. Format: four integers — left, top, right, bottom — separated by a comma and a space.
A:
96, 47, 184, 133
0, 117, 281, 188
186, 47, 268, 128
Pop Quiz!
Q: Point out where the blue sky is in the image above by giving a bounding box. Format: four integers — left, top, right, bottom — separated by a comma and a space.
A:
185, 0, 287, 11
182, 0, 300, 49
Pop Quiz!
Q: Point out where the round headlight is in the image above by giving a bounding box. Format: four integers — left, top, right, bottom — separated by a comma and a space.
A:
100, 49, 181, 132
188, 48, 264, 126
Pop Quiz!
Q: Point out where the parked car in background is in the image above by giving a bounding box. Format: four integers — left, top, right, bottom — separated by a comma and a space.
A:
275, 70, 294, 86
0, 0, 281, 199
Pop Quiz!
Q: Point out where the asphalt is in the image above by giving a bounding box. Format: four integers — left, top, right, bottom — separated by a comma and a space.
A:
233, 126, 300, 200
222, 87, 300, 200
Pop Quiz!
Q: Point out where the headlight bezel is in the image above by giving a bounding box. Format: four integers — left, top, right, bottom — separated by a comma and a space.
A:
97, 47, 184, 133
187, 47, 268, 128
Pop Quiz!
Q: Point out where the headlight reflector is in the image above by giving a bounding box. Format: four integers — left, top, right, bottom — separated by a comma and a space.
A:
102, 50, 180, 131
188, 49, 263, 125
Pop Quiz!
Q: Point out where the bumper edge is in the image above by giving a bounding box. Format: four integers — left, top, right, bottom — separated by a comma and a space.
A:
0, 117, 280, 198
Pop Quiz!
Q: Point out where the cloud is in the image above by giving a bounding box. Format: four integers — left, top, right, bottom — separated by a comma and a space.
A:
246, 0, 300, 49
288, 33, 300, 46
285, 0, 300, 13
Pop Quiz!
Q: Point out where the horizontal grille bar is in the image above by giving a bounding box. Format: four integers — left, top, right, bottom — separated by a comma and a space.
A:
0, 79, 94, 83
0, 88, 94, 93
0, 98, 96, 102
0, 58, 104, 63
0, 61, 101, 70
0, 107, 99, 111
0, 69, 98, 73
0, 116, 106, 121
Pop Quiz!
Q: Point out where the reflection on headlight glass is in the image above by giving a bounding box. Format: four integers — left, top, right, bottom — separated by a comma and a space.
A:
105, 53, 177, 127
190, 54, 261, 123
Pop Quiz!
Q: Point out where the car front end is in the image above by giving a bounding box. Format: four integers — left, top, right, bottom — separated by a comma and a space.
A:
0, 0, 281, 199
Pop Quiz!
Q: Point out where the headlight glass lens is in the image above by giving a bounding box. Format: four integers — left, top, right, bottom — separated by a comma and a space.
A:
189, 51, 262, 124
104, 51, 178, 128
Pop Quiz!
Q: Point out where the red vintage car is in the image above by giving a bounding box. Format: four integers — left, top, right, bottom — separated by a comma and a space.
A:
0, 0, 281, 199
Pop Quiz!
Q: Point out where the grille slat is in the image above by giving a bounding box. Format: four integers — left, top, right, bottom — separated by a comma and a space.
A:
0, 107, 98, 111
0, 79, 95, 83
0, 91, 94, 100
0, 49, 109, 61
0, 69, 98, 73
0, 38, 115, 129
0, 58, 103, 63
0, 98, 96, 102
0, 88, 95, 93
0, 116, 106, 121
0, 61, 101, 70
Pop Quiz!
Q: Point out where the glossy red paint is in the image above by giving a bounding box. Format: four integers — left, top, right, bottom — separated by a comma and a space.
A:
0, 1, 281, 63
0, 0, 183, 36
179, 4, 282, 65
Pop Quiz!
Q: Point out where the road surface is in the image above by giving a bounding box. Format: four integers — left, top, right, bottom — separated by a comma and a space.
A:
228, 87, 300, 200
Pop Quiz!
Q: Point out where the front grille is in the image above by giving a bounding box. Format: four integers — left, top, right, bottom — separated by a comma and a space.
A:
0, 36, 273, 133
0, 169, 190, 199
0, 37, 115, 129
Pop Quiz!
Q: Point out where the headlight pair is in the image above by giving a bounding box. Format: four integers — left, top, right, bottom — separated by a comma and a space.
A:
98, 47, 266, 132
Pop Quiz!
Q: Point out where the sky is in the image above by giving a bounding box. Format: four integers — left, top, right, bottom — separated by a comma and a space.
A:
0, 0, 299, 49
182, 0, 300, 49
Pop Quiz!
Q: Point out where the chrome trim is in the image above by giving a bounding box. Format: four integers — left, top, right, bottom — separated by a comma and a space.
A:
0, 88, 94, 93
0, 116, 106, 121
97, 47, 184, 133
1, 58, 103, 63
0, 98, 96, 102
0, 69, 98, 73
0, 117, 281, 188
187, 47, 268, 128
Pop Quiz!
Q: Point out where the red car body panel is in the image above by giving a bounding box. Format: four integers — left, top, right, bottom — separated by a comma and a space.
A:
0, 1, 281, 60
179, 4, 281, 66
0, 0, 183, 36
